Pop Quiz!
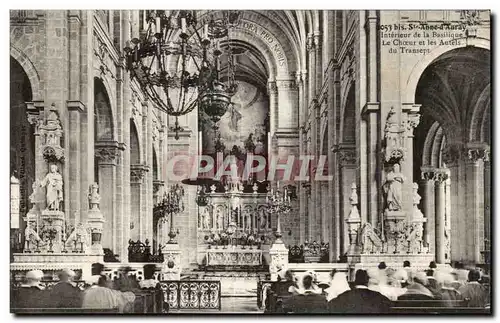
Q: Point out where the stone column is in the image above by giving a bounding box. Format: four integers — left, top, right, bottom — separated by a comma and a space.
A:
94, 142, 120, 251
465, 145, 488, 264
26, 102, 45, 190
403, 108, 421, 219
339, 148, 357, 256
419, 170, 435, 254
267, 81, 278, 135
67, 101, 85, 225
434, 170, 448, 264
442, 146, 461, 261
145, 102, 154, 243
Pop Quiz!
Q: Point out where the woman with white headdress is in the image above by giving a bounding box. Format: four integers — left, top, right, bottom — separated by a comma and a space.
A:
325, 270, 350, 301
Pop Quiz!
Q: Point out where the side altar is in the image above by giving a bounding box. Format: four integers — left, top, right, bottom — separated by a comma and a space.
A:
10, 105, 105, 280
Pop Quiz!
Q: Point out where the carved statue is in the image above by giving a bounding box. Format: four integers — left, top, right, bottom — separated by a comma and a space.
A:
24, 221, 41, 250
407, 222, 424, 253
40, 164, 63, 211
358, 223, 383, 254
217, 210, 224, 230
259, 208, 267, 229
88, 182, 101, 210
65, 222, 91, 248
383, 163, 405, 211
204, 210, 211, 230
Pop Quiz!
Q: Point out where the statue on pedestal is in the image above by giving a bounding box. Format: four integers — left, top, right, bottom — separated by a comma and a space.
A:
88, 183, 101, 210
24, 221, 41, 251
40, 164, 63, 211
383, 163, 405, 212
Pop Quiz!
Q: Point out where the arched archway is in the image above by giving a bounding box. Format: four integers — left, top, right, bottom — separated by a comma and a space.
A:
413, 46, 491, 264
10, 56, 35, 252
129, 119, 141, 242
93, 77, 117, 252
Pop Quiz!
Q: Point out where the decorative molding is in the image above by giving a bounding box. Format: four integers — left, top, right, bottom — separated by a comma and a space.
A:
66, 100, 86, 113
339, 149, 357, 166
276, 79, 297, 90
95, 141, 123, 165
130, 164, 150, 183
267, 81, 277, 93
421, 167, 449, 183
467, 147, 490, 163
405, 112, 421, 136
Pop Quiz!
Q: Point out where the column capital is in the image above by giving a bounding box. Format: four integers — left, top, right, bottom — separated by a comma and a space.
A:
276, 79, 297, 90
465, 143, 490, 163
421, 167, 449, 183
130, 164, 150, 183
404, 112, 421, 137
95, 141, 124, 165
338, 149, 357, 166
267, 80, 277, 94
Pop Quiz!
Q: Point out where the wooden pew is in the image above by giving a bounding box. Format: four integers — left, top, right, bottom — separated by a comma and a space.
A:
391, 299, 491, 314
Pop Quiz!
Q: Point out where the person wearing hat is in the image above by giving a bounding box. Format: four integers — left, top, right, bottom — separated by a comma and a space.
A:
13, 270, 47, 309
328, 269, 392, 314
49, 268, 83, 308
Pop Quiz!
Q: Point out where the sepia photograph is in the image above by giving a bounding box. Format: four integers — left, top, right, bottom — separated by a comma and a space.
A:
8, 8, 492, 315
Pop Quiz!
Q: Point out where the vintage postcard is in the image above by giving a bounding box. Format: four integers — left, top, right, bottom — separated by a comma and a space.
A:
9, 9, 491, 315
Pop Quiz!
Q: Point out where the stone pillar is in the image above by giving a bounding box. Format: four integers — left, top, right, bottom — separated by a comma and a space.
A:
465, 145, 488, 264
267, 81, 278, 135
269, 241, 288, 281
94, 142, 119, 252
434, 170, 448, 264
403, 108, 421, 219
419, 172, 435, 254
131, 164, 148, 241
443, 146, 461, 261
67, 101, 85, 225
120, 10, 133, 259
26, 102, 45, 192
339, 148, 357, 256
145, 102, 154, 244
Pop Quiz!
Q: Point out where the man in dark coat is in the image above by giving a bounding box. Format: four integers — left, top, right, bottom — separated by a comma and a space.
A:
49, 269, 83, 308
13, 270, 47, 309
329, 269, 392, 314
283, 273, 328, 313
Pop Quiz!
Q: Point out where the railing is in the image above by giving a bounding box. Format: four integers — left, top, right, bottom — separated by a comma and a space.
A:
159, 280, 221, 310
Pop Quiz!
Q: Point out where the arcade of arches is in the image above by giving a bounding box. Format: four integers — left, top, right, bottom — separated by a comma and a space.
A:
10, 10, 490, 277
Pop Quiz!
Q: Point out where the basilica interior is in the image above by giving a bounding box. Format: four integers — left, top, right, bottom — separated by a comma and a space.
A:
9, 10, 491, 313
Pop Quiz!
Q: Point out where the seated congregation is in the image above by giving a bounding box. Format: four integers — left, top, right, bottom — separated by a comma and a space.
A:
11, 264, 165, 314
263, 261, 491, 314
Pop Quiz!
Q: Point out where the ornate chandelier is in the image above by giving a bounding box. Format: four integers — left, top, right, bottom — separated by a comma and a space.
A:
124, 10, 241, 139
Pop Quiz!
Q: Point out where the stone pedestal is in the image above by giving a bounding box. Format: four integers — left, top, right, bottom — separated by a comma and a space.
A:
161, 243, 182, 280
87, 208, 105, 255
268, 242, 288, 281
384, 210, 406, 254
40, 210, 65, 253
